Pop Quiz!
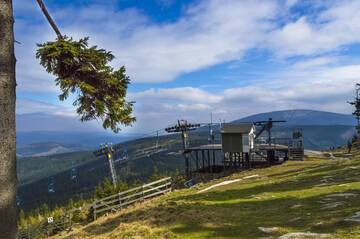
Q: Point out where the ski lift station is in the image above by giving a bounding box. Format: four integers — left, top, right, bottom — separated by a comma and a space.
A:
182, 118, 304, 178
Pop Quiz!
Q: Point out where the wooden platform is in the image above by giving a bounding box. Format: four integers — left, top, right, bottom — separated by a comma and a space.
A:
184, 144, 222, 153
255, 143, 290, 152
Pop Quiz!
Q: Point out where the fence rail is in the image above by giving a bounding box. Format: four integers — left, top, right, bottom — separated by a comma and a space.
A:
17, 215, 71, 239
91, 177, 172, 220
17, 177, 172, 238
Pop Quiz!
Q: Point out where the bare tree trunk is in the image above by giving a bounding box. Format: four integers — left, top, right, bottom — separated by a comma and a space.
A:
0, 0, 17, 238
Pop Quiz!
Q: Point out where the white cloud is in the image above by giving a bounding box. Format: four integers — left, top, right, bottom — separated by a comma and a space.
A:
17, 99, 74, 116
130, 87, 222, 104
12, 0, 360, 133
285, 0, 299, 8
128, 61, 358, 130
269, 1, 360, 57
15, 0, 279, 86
14, 0, 360, 91
292, 56, 339, 69
16, 57, 358, 133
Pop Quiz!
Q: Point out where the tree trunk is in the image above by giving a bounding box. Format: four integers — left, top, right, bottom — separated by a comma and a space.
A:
0, 0, 17, 238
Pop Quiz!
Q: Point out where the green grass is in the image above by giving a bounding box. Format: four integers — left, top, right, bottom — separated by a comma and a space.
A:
54, 151, 360, 239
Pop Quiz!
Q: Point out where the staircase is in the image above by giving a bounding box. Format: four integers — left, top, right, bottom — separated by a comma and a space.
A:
289, 147, 304, 160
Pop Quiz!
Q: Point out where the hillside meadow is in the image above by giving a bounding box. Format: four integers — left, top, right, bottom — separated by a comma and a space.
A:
51, 149, 360, 239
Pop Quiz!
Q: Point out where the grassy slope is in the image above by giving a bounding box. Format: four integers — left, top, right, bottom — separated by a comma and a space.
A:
54, 151, 360, 239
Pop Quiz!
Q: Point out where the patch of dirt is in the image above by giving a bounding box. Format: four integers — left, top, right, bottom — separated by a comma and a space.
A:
197, 179, 242, 193
344, 212, 360, 222
197, 174, 259, 193
278, 232, 331, 239
321, 201, 343, 209
325, 193, 356, 198
258, 227, 280, 234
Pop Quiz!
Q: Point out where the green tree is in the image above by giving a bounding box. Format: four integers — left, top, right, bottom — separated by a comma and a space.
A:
67, 198, 75, 210
150, 165, 162, 181
39, 203, 50, 217
349, 83, 360, 136
0, 1, 135, 237
95, 178, 115, 198
18, 209, 27, 229
115, 178, 129, 192
95, 177, 129, 199
36, 37, 135, 132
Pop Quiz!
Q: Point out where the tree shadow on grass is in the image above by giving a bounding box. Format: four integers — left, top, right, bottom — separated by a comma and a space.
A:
80, 160, 360, 238
82, 187, 360, 238
180, 163, 360, 203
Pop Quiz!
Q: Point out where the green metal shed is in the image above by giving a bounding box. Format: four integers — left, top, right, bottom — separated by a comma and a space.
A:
221, 123, 255, 153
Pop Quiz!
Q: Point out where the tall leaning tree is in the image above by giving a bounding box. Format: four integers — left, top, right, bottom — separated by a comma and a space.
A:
0, 0, 17, 238
0, 1, 135, 238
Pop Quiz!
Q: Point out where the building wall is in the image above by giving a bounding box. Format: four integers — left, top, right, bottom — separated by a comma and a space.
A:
222, 133, 243, 152
221, 125, 256, 153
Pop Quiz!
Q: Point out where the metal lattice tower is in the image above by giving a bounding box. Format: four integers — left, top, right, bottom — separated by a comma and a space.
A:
165, 120, 201, 178
254, 118, 286, 145
94, 143, 121, 187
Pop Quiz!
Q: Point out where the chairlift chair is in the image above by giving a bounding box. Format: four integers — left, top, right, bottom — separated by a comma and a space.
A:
48, 183, 55, 193
16, 196, 21, 206
70, 168, 77, 180
47, 177, 55, 193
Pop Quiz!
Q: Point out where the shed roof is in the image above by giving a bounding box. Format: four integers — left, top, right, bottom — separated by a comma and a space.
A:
221, 123, 254, 134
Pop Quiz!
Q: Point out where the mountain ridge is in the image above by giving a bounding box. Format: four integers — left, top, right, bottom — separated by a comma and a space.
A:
233, 109, 356, 126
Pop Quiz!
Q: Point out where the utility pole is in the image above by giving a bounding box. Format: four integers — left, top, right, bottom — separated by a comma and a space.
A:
165, 120, 200, 179
156, 130, 159, 149
208, 112, 215, 145
93, 143, 121, 187
254, 118, 286, 146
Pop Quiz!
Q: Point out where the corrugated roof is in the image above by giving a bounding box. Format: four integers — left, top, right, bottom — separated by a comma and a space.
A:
221, 123, 254, 134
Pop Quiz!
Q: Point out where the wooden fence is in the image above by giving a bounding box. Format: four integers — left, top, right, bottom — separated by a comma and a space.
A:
91, 177, 172, 220
17, 215, 71, 239
16, 177, 172, 238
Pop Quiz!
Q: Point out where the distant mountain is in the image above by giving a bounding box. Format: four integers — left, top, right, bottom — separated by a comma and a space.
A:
17, 131, 134, 148
234, 109, 356, 126
16, 113, 135, 154
16, 113, 102, 132
231, 109, 356, 149
16, 142, 88, 157
16, 109, 356, 156
16, 131, 135, 157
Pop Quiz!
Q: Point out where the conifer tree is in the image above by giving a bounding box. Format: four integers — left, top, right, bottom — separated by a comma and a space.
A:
349, 84, 360, 138
0, 1, 135, 237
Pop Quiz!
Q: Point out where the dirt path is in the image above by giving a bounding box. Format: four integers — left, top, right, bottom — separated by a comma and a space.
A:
197, 174, 259, 193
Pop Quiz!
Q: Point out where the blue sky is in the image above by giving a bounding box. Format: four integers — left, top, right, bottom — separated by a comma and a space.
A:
13, 0, 360, 133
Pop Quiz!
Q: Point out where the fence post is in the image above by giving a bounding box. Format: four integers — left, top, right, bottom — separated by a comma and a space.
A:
93, 205, 97, 221
69, 212, 73, 231
170, 178, 172, 192
142, 185, 145, 201
118, 192, 122, 210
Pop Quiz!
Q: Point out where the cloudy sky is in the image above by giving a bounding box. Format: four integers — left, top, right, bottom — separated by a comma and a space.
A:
13, 0, 360, 133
